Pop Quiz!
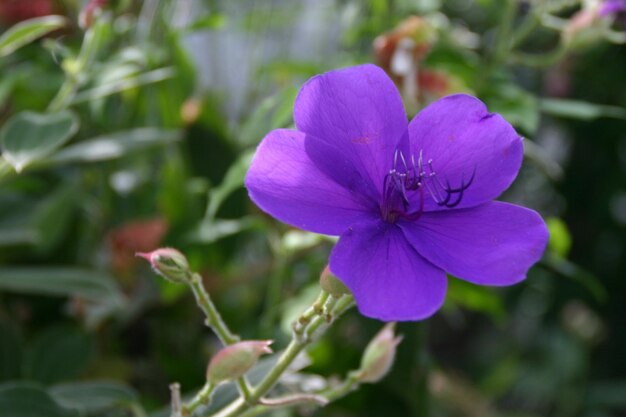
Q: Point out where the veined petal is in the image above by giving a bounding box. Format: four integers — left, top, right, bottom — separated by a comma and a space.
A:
329, 220, 447, 321
399, 202, 549, 286
245, 129, 378, 235
408, 94, 523, 211
294, 64, 409, 196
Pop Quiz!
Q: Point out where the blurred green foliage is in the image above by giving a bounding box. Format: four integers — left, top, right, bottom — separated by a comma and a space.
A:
0, 0, 625, 416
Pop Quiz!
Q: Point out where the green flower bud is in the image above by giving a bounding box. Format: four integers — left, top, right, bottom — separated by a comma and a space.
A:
207, 340, 273, 384
136, 247, 191, 283
320, 266, 351, 298
357, 323, 403, 383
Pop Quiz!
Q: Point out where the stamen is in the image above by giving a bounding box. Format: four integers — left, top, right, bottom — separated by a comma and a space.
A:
381, 149, 476, 222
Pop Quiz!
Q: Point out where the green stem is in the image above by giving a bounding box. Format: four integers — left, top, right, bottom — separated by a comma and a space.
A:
48, 78, 78, 113
236, 378, 252, 402
478, 0, 517, 90
211, 295, 354, 417
189, 273, 239, 345
511, 9, 540, 48
509, 43, 567, 68
322, 372, 360, 402
259, 255, 288, 336
182, 382, 216, 417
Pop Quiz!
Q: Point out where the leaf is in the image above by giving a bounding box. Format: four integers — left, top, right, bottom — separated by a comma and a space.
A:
188, 217, 261, 244
49, 381, 138, 413
32, 185, 76, 252
70, 67, 176, 105
0, 320, 22, 382
40, 128, 181, 166
484, 84, 539, 135
25, 326, 94, 385
205, 150, 254, 221
0, 383, 77, 417
0, 15, 66, 57
540, 98, 626, 121
0, 267, 124, 305
238, 87, 297, 147
0, 110, 79, 172
186, 14, 228, 32
445, 279, 506, 322
546, 217, 572, 258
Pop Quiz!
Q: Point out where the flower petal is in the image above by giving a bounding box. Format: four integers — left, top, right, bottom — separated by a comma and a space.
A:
245, 129, 377, 235
329, 220, 447, 321
407, 94, 523, 211
294, 64, 409, 195
399, 201, 549, 286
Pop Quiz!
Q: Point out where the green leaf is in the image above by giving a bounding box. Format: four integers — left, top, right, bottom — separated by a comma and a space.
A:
445, 279, 506, 322
188, 217, 261, 244
0, 15, 66, 57
0, 267, 124, 305
546, 217, 572, 258
0, 383, 77, 417
32, 185, 76, 252
484, 84, 539, 135
0, 110, 79, 172
0, 320, 22, 382
40, 128, 181, 166
70, 67, 176, 105
186, 14, 228, 32
238, 87, 297, 147
25, 326, 94, 385
205, 150, 254, 221
540, 98, 626, 121
49, 381, 138, 413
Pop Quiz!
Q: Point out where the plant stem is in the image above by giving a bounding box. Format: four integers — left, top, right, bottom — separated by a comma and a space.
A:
189, 273, 240, 345
182, 382, 216, 417
478, 0, 517, 90
211, 295, 354, 417
322, 372, 360, 402
509, 43, 568, 68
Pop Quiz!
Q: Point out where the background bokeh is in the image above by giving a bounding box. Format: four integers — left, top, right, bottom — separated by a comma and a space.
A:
0, 0, 625, 416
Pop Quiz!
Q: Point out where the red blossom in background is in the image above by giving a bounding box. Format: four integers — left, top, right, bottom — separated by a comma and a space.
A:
107, 218, 169, 275
0, 0, 54, 25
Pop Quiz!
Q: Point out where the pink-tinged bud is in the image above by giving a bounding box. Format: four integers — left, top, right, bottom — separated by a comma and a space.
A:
136, 247, 190, 283
79, 0, 107, 29
207, 340, 273, 384
320, 266, 351, 298
357, 323, 403, 383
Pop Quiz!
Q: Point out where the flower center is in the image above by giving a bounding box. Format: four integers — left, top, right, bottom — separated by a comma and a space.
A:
380, 149, 475, 223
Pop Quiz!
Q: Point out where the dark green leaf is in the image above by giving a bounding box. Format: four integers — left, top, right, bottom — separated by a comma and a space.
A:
0, 320, 22, 382
0, 267, 124, 305
0, 383, 77, 417
25, 326, 94, 385
49, 381, 138, 413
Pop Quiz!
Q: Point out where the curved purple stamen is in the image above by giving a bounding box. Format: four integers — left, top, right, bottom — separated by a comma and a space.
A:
381, 149, 476, 222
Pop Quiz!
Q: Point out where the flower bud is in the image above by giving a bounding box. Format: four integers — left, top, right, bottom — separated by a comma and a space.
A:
357, 323, 403, 383
207, 340, 273, 384
136, 247, 191, 284
319, 266, 351, 298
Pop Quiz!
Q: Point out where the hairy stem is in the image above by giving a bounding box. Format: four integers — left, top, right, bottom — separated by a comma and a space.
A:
182, 382, 216, 417
211, 295, 355, 417
189, 273, 239, 345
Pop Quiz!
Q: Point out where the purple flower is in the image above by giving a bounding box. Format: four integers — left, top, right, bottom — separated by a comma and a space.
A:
245, 64, 549, 321
600, 0, 626, 16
